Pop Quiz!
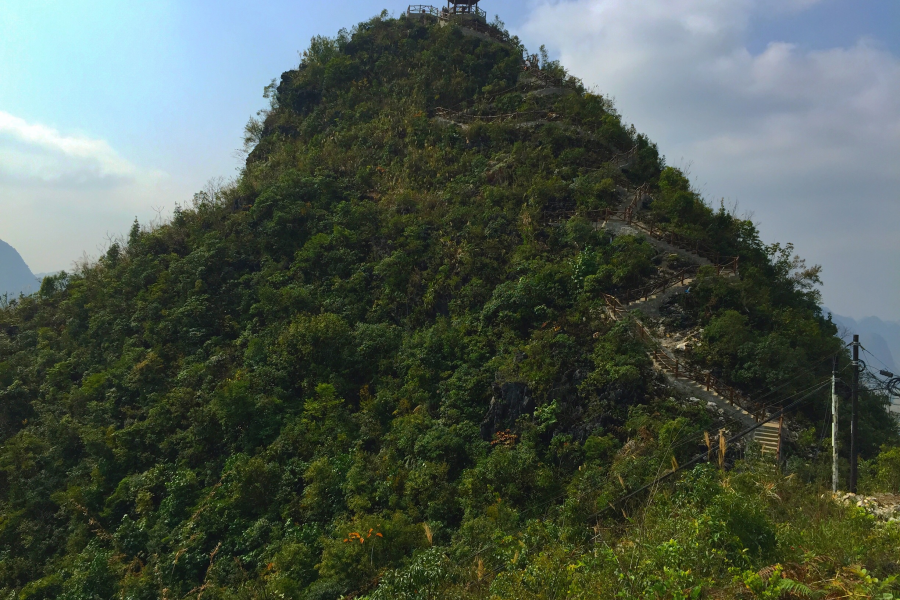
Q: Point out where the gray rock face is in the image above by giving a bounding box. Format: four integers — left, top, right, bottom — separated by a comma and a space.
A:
481, 382, 535, 441
0, 239, 38, 298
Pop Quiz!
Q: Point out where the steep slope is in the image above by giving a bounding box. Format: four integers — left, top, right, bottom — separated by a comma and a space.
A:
0, 13, 897, 599
0, 239, 37, 298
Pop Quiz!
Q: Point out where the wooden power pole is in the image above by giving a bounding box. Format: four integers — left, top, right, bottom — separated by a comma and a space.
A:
832, 356, 839, 494
850, 334, 860, 493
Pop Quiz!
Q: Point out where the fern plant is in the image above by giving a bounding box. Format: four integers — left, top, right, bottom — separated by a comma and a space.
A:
738, 565, 815, 599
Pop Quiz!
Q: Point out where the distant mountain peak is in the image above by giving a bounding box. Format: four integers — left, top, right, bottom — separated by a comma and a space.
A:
826, 309, 900, 372
0, 239, 38, 297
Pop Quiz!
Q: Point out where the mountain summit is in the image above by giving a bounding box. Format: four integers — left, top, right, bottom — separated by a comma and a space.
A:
0, 12, 897, 599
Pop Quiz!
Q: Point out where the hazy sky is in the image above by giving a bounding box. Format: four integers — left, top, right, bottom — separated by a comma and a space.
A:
1, 0, 897, 319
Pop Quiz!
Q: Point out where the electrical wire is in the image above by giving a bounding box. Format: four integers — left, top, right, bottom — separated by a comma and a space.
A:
446, 371, 836, 585
750, 354, 841, 415
741, 351, 839, 412
469, 375, 832, 570
860, 345, 894, 375
444, 331, 852, 577
592, 378, 831, 517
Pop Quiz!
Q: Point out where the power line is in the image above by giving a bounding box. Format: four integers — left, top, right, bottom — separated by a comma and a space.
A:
742, 351, 840, 414
752, 355, 841, 414
452, 375, 832, 575
593, 379, 831, 517
859, 345, 894, 374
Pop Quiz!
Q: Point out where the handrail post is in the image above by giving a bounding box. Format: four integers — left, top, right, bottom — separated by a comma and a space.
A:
777, 411, 784, 461
706, 372, 710, 392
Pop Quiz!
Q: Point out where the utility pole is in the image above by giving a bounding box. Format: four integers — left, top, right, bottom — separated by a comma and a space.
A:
850, 334, 860, 494
832, 356, 839, 494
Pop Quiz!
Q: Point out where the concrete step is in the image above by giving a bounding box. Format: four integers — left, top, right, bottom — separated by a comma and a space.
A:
641, 305, 784, 457
756, 424, 780, 432
754, 433, 781, 452
755, 428, 780, 435
756, 428, 780, 435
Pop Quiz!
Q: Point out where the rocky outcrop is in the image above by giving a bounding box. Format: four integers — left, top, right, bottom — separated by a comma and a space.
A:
480, 381, 535, 441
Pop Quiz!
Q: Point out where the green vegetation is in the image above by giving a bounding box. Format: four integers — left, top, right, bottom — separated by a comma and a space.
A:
0, 12, 897, 599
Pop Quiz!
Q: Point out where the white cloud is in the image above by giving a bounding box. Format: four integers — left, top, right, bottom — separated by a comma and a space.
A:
0, 110, 163, 185
0, 111, 176, 273
521, 0, 900, 320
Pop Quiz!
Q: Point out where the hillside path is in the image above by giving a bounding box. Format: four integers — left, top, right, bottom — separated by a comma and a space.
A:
596, 192, 781, 456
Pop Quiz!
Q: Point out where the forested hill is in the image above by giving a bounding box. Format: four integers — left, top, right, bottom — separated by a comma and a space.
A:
1, 12, 898, 599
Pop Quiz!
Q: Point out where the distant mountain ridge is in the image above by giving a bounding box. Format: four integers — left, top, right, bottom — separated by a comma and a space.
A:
0, 239, 38, 298
827, 310, 900, 373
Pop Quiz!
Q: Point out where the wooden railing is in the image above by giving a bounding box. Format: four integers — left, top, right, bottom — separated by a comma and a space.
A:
407, 4, 439, 17
630, 219, 739, 276
542, 180, 741, 276
407, 5, 514, 46
434, 107, 556, 124
601, 205, 635, 223
446, 3, 487, 20
527, 68, 564, 88
611, 145, 639, 169
650, 346, 766, 421
600, 293, 769, 423
619, 267, 695, 304
600, 292, 626, 321
407, 4, 487, 20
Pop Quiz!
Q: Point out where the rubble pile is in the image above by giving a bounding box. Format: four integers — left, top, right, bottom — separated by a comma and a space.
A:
835, 492, 900, 521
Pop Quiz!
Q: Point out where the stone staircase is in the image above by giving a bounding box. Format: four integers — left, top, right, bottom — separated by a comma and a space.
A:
650, 351, 782, 456
623, 275, 694, 316
597, 194, 782, 456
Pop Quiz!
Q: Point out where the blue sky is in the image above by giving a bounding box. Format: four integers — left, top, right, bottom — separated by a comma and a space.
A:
1, 0, 898, 320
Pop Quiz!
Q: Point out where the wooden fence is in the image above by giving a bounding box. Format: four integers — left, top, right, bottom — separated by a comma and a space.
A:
630, 219, 739, 276
618, 267, 695, 304
434, 107, 556, 124
600, 293, 768, 422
